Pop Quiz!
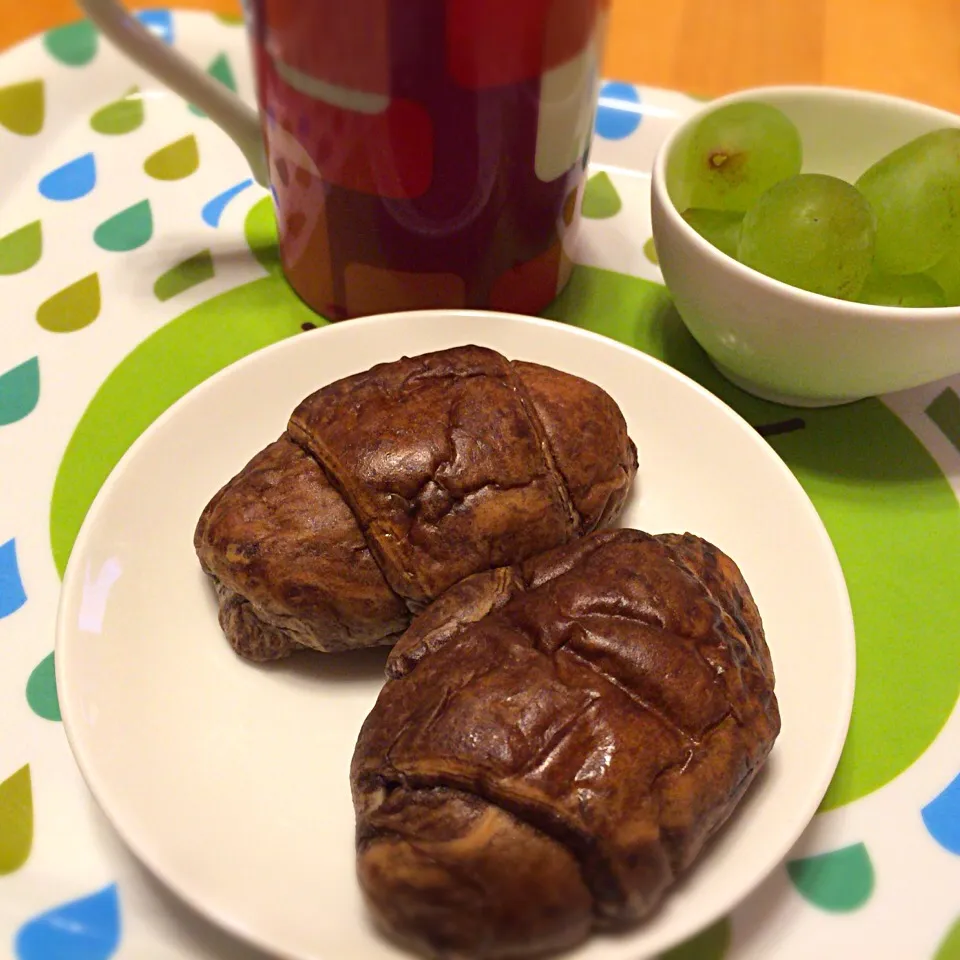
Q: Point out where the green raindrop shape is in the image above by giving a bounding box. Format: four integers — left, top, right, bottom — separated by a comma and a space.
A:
581, 171, 623, 219
643, 237, 660, 265
154, 250, 214, 301
144, 134, 199, 180
659, 917, 730, 959
208, 53, 237, 91
36, 273, 101, 333
93, 200, 153, 252
0, 79, 44, 136
0, 357, 40, 426
0, 221, 42, 275
44, 19, 98, 66
26, 652, 60, 721
190, 53, 237, 117
0, 765, 33, 874
934, 917, 960, 960
215, 12, 245, 25
786, 842, 875, 912
90, 85, 144, 135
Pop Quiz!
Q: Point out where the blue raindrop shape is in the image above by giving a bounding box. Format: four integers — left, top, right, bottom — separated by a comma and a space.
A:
595, 81, 642, 141
0, 539, 27, 619
134, 9, 173, 45
922, 772, 960, 855
38, 153, 96, 201
14, 883, 120, 960
202, 178, 254, 227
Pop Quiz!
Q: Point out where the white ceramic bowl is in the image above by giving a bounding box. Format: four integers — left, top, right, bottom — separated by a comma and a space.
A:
650, 85, 960, 407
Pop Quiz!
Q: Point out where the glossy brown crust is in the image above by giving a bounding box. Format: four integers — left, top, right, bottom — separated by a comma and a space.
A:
512, 361, 634, 533
357, 788, 593, 960
288, 346, 577, 606
194, 346, 638, 659
351, 530, 780, 960
194, 437, 409, 657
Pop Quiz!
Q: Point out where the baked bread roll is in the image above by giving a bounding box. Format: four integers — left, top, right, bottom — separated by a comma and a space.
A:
194, 346, 637, 660
351, 529, 780, 959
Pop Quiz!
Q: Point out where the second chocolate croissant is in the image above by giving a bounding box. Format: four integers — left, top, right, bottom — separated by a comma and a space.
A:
352, 529, 780, 960
194, 345, 637, 660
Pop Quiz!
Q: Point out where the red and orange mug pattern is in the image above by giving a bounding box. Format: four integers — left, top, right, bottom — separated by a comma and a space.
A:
248, 0, 610, 319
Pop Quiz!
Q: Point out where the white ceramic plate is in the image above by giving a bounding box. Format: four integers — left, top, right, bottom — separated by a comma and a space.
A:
55, 309, 855, 960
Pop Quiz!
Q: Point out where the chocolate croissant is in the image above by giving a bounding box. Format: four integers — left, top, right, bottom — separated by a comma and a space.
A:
351, 529, 780, 960
194, 346, 637, 660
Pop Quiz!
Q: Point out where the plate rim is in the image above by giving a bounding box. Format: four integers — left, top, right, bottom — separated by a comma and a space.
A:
55, 308, 857, 960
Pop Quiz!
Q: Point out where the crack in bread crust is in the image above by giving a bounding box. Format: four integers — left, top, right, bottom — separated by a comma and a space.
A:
287, 346, 579, 606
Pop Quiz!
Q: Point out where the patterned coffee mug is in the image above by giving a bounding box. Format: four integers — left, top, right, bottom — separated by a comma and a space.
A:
79, 0, 609, 320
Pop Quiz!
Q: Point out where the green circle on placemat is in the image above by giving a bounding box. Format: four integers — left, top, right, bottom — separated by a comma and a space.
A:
49, 203, 960, 812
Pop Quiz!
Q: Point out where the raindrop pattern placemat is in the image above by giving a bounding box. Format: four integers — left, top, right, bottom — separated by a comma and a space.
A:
1, 11, 958, 960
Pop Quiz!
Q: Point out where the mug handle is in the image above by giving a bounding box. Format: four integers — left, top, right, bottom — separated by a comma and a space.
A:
77, 0, 269, 186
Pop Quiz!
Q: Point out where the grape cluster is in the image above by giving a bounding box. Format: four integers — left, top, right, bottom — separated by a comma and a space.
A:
669, 101, 960, 307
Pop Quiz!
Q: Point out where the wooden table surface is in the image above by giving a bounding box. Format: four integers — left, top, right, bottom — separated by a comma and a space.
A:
1, 0, 959, 115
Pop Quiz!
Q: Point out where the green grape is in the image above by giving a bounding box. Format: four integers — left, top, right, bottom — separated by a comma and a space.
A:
926, 240, 960, 305
855, 128, 960, 275
681, 208, 744, 259
738, 174, 876, 299
670, 102, 803, 212
858, 271, 946, 308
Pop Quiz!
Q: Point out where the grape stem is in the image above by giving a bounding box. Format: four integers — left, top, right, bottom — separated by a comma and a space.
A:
755, 418, 807, 437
